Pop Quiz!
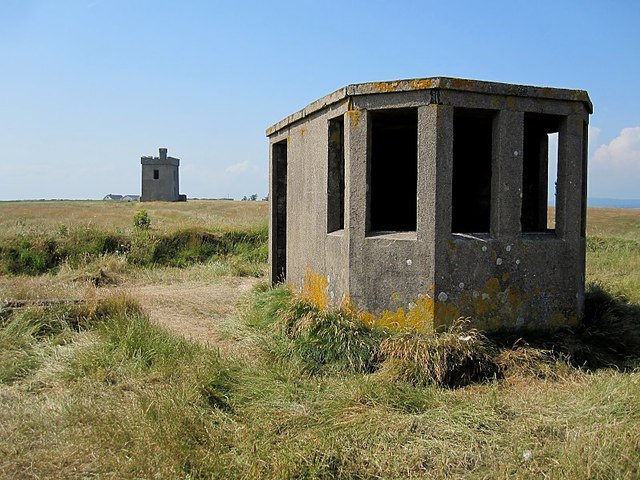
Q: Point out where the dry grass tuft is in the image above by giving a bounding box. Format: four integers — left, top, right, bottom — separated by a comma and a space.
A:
378, 318, 500, 388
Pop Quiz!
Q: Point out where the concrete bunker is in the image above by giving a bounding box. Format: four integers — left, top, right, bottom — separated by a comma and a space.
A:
141, 148, 186, 202
267, 77, 592, 331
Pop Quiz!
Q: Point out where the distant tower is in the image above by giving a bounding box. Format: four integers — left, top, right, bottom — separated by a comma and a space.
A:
140, 148, 181, 202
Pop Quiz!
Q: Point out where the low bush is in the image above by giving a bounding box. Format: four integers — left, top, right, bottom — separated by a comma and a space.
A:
245, 284, 385, 373
0, 236, 59, 275
574, 283, 640, 366
133, 208, 151, 230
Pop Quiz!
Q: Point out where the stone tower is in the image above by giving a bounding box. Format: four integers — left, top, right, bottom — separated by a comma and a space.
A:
140, 148, 180, 202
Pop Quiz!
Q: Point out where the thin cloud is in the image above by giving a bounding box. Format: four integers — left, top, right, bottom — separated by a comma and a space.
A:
225, 160, 249, 174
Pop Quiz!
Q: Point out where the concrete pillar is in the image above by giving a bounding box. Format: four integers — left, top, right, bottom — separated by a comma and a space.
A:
431, 104, 454, 246
417, 105, 436, 245
427, 103, 454, 295
346, 106, 368, 303
555, 114, 584, 240
491, 110, 524, 239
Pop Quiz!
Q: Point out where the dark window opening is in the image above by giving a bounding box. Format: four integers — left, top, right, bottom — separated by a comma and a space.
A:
271, 140, 287, 283
368, 108, 418, 232
327, 116, 345, 233
153, 169, 159, 180
522, 113, 561, 232
452, 108, 494, 233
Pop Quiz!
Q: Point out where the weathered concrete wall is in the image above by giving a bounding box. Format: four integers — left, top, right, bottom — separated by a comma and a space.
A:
267, 78, 591, 332
141, 148, 180, 202
268, 102, 351, 301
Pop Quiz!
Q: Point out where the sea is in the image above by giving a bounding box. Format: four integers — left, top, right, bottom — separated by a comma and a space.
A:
587, 198, 640, 209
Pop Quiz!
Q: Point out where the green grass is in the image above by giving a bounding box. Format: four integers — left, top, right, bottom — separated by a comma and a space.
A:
0, 225, 267, 277
0, 199, 268, 237
585, 209, 640, 302
0, 203, 639, 479
1, 290, 638, 478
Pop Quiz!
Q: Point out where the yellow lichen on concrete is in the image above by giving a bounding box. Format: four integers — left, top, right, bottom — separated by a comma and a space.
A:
340, 293, 357, 315
347, 104, 360, 128
434, 301, 461, 327
448, 78, 480, 91
301, 269, 329, 310
484, 277, 501, 295
408, 79, 436, 90
297, 271, 572, 333
369, 81, 400, 93
406, 294, 436, 331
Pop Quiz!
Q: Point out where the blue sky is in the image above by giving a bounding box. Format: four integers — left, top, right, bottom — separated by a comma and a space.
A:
1, 0, 638, 200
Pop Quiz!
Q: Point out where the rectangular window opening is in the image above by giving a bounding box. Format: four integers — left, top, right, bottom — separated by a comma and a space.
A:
327, 116, 345, 233
522, 113, 560, 232
368, 108, 418, 233
153, 169, 159, 180
271, 140, 287, 283
452, 108, 494, 233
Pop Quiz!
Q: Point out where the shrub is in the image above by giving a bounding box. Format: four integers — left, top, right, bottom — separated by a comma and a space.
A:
133, 209, 151, 230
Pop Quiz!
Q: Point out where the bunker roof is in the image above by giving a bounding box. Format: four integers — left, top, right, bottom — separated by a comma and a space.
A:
266, 77, 593, 136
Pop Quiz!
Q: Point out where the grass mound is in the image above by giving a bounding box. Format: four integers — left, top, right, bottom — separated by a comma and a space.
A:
244, 281, 640, 386
245, 285, 502, 385
379, 319, 500, 387
245, 285, 385, 373
0, 225, 267, 276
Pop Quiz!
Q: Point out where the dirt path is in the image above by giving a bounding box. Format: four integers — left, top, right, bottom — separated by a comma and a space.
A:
128, 276, 260, 354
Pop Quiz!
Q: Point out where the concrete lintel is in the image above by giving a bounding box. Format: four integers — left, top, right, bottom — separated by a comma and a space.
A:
266, 77, 592, 136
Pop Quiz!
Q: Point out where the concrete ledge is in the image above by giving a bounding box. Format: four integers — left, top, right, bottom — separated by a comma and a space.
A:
141, 157, 180, 166
266, 77, 592, 136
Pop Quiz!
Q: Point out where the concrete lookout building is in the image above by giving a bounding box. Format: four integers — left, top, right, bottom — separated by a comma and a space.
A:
266, 77, 592, 332
141, 148, 182, 202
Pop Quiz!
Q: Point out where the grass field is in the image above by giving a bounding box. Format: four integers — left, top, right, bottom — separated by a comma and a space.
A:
0, 199, 268, 235
0, 200, 638, 479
